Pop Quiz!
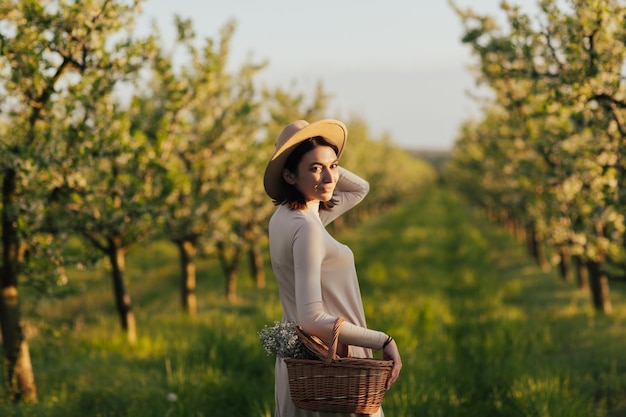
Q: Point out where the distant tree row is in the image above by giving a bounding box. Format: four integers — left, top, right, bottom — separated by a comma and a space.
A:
447, 0, 626, 315
0, 0, 436, 402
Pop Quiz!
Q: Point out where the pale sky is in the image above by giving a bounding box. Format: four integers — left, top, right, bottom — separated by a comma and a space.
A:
135, 1, 532, 151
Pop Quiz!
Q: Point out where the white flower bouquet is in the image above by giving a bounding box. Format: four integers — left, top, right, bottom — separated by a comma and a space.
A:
258, 321, 316, 359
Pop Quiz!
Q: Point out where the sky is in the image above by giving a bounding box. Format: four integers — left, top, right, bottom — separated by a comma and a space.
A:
135, 1, 531, 151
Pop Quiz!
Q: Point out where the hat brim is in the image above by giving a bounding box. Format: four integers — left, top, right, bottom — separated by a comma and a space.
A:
263, 119, 347, 201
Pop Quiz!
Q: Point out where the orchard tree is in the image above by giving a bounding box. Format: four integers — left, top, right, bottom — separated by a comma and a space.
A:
133, 18, 266, 307
0, 0, 149, 401
451, 0, 626, 312
63, 99, 162, 345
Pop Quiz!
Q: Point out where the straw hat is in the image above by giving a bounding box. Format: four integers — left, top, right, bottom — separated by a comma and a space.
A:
263, 119, 347, 200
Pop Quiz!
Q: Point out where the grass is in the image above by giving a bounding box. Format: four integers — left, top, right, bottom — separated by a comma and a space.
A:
1, 186, 625, 416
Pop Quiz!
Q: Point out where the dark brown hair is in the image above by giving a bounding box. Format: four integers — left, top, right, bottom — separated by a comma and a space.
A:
273, 136, 339, 210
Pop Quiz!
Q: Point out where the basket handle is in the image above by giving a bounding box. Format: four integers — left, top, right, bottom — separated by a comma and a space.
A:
325, 317, 345, 364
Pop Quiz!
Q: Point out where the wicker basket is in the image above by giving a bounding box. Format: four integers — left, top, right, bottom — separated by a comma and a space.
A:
284, 317, 393, 414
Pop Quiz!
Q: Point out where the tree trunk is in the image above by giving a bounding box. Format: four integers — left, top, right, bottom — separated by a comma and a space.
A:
525, 225, 535, 258
504, 213, 515, 235
107, 240, 137, 344
226, 266, 238, 303
512, 218, 525, 243
176, 239, 197, 318
535, 233, 550, 272
587, 261, 613, 314
0, 288, 38, 403
557, 248, 573, 282
527, 224, 549, 272
573, 256, 590, 290
1, 168, 38, 402
248, 243, 265, 289
216, 241, 242, 303
498, 209, 509, 227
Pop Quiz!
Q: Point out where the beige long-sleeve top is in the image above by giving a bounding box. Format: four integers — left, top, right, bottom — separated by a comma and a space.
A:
269, 167, 387, 417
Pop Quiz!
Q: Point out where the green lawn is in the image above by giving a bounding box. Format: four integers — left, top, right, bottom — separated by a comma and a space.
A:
1, 186, 624, 416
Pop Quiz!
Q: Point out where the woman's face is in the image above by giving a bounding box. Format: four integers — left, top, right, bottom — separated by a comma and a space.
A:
284, 145, 339, 203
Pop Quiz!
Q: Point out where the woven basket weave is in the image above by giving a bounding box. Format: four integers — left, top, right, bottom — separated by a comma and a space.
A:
284, 317, 393, 414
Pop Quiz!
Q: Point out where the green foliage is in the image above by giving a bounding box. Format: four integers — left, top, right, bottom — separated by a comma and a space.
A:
0, 0, 155, 400
133, 17, 267, 245
448, 0, 626, 312
0, 0, 152, 288
1, 188, 624, 416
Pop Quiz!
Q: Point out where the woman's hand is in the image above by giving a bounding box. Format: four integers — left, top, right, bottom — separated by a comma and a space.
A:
382, 339, 402, 390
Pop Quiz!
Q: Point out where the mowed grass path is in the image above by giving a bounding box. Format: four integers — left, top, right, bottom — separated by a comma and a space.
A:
344, 187, 625, 416
2, 186, 625, 416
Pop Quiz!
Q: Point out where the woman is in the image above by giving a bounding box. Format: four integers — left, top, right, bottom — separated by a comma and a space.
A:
264, 119, 402, 417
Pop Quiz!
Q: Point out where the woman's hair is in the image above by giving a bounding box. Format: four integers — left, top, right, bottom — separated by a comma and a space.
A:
273, 136, 339, 210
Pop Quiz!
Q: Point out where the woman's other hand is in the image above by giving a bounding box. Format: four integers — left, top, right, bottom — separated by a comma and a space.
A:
382, 339, 402, 390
